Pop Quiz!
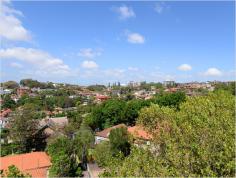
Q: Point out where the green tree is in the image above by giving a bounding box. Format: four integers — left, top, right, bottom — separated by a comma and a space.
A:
47, 136, 81, 177
214, 82, 235, 95
9, 104, 46, 153
2, 165, 31, 177
138, 91, 235, 176
74, 123, 94, 169
109, 127, 131, 157
90, 99, 126, 130
153, 91, 186, 109
123, 99, 150, 125
93, 141, 112, 167
2, 95, 16, 109
2, 81, 19, 89
103, 91, 235, 177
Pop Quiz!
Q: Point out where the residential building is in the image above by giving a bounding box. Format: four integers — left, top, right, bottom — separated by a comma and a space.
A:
163, 81, 175, 87
0, 152, 51, 178
95, 124, 126, 144
17, 87, 31, 97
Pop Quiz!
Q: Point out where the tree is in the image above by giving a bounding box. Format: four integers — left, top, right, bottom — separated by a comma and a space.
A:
137, 91, 235, 176
1, 165, 31, 177
123, 99, 150, 125
90, 99, 126, 130
9, 104, 46, 153
214, 82, 235, 95
47, 136, 81, 177
153, 91, 186, 109
109, 127, 131, 157
103, 91, 235, 176
2, 95, 16, 109
2, 81, 19, 89
74, 123, 94, 169
93, 141, 113, 167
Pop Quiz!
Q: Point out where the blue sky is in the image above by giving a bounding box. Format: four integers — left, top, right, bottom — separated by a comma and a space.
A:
0, 1, 235, 85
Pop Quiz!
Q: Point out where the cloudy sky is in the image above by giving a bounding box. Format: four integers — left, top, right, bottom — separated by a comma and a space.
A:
0, 1, 234, 85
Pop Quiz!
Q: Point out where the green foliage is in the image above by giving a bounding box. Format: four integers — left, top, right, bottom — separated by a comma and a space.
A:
89, 99, 149, 130
93, 141, 112, 167
89, 99, 126, 130
47, 124, 94, 177
87, 84, 106, 91
74, 124, 95, 162
138, 91, 235, 176
2, 95, 16, 109
103, 91, 235, 176
9, 105, 46, 153
122, 99, 150, 125
100, 147, 162, 177
47, 136, 79, 177
153, 91, 186, 109
109, 127, 131, 156
2, 81, 19, 89
2, 165, 31, 177
20, 79, 42, 88
139, 81, 163, 90
214, 82, 235, 95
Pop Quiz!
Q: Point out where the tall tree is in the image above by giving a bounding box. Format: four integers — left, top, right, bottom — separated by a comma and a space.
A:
109, 127, 131, 157
102, 91, 235, 177
9, 104, 46, 153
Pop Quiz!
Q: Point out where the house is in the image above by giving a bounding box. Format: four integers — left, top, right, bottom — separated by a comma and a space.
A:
0, 109, 12, 118
163, 81, 175, 87
95, 95, 109, 103
128, 126, 152, 146
39, 117, 68, 137
95, 124, 152, 146
0, 152, 51, 178
17, 87, 31, 97
95, 124, 126, 144
0, 109, 12, 129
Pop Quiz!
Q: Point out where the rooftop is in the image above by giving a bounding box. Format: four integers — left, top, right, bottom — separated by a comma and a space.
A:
0, 152, 51, 178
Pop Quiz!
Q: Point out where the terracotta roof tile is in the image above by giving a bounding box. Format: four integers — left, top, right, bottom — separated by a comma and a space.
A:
0, 152, 51, 178
95, 124, 126, 138
128, 126, 152, 140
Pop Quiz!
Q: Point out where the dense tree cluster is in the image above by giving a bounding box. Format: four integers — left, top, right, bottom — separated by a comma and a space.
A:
46, 123, 94, 177
87, 84, 106, 91
214, 81, 235, 95
20, 79, 55, 89
87, 99, 150, 130
8, 105, 47, 153
152, 91, 186, 109
1, 81, 19, 89
100, 91, 235, 177
93, 127, 130, 167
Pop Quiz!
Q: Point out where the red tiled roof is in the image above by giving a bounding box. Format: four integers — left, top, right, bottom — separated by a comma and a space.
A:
0, 152, 51, 178
95, 124, 126, 138
0, 109, 12, 117
96, 95, 109, 100
128, 126, 152, 140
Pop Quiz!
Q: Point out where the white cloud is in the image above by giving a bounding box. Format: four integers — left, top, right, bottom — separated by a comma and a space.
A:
81, 60, 98, 69
78, 48, 102, 58
127, 32, 145, 44
204, 68, 223, 77
0, 0, 31, 41
154, 2, 168, 14
0, 47, 70, 75
10, 62, 23, 68
178, 64, 192, 71
115, 5, 135, 19
128, 67, 139, 71
104, 68, 125, 78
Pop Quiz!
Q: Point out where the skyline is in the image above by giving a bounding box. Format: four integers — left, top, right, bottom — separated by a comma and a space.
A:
0, 1, 235, 85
